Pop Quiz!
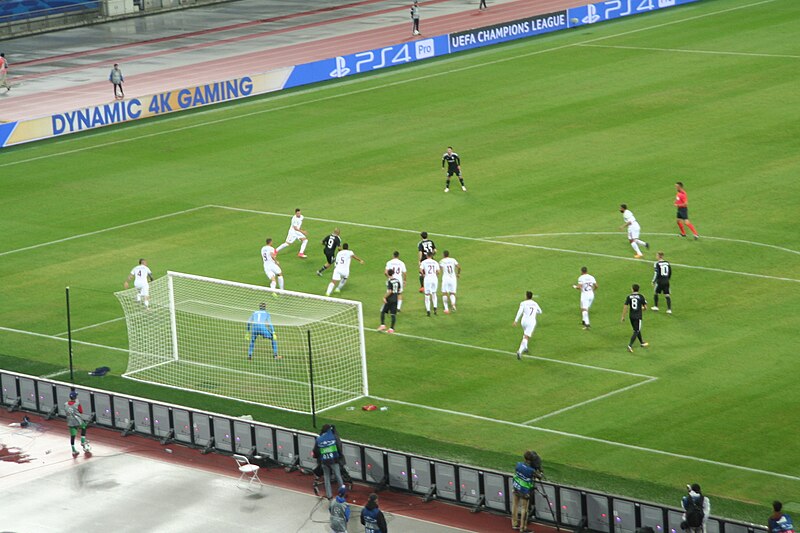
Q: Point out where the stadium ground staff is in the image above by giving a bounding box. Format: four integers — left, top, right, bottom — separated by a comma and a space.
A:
65, 391, 90, 456
0, 53, 10, 92
361, 493, 388, 533
511, 450, 542, 532
109, 63, 124, 99
329, 485, 351, 533
410, 0, 420, 35
768, 501, 794, 533
313, 424, 345, 500
681, 483, 711, 533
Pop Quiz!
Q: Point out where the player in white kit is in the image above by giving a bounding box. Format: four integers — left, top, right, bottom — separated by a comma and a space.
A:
385, 251, 407, 311
326, 243, 365, 295
438, 250, 460, 314
419, 253, 440, 316
261, 238, 285, 290
573, 266, 597, 330
275, 208, 309, 258
512, 291, 542, 359
619, 204, 649, 258
123, 258, 153, 308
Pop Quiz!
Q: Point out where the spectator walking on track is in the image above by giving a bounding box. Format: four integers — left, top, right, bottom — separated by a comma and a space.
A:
109, 63, 124, 99
0, 53, 10, 93
410, 1, 421, 35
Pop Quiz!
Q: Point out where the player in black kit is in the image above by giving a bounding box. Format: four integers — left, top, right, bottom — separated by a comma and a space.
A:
378, 271, 401, 333
442, 146, 466, 192
417, 231, 436, 292
651, 251, 672, 314
621, 284, 649, 352
316, 228, 341, 276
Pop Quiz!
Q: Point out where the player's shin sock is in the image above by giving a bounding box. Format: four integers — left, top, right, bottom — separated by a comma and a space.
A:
519, 338, 528, 353
431, 294, 438, 310
248, 336, 256, 357
419, 275, 424, 288
424, 294, 431, 312
338, 278, 348, 290
446, 179, 450, 189
666, 296, 672, 310
317, 265, 328, 274
271, 339, 278, 355
442, 296, 449, 311
686, 222, 698, 236
326, 282, 335, 296
278, 277, 284, 290
629, 331, 638, 347
390, 313, 396, 328
450, 294, 456, 308
299, 239, 308, 254
582, 310, 589, 325
458, 178, 465, 186
275, 243, 288, 253
380, 311, 386, 325
677, 220, 686, 236
270, 279, 277, 289
635, 239, 648, 247
654, 294, 659, 307
397, 299, 403, 310
631, 242, 642, 254
144, 299, 150, 308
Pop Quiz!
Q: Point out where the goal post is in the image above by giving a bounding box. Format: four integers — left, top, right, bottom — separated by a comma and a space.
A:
114, 271, 368, 414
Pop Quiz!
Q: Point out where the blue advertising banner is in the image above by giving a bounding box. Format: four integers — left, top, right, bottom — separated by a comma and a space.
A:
567, 0, 700, 28
448, 11, 568, 52
284, 35, 450, 89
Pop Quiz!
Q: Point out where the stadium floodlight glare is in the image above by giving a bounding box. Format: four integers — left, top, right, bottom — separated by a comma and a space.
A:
115, 271, 368, 414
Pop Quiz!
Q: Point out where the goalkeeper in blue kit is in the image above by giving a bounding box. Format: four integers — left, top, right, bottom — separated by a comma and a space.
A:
247, 303, 280, 359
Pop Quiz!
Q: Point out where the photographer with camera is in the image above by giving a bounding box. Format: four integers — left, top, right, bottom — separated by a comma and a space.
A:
511, 450, 542, 532
313, 424, 345, 500
769, 501, 795, 533
681, 483, 711, 533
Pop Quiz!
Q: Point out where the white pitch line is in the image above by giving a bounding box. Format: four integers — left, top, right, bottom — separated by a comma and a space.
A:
0, 325, 129, 355
578, 43, 800, 60
0, 0, 776, 168
213, 205, 800, 283
370, 395, 800, 482
54, 316, 125, 337
485, 232, 800, 256
368, 328, 654, 379
40, 369, 72, 379
0, 205, 212, 257
522, 377, 657, 424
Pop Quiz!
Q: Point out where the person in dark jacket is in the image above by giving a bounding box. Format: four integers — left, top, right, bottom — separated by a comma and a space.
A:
769, 501, 795, 533
361, 493, 388, 533
313, 424, 345, 499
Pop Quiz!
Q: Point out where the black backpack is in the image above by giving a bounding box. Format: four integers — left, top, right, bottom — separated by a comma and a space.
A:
686, 496, 705, 527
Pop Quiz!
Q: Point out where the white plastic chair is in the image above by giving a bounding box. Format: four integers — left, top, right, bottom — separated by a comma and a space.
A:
233, 454, 262, 490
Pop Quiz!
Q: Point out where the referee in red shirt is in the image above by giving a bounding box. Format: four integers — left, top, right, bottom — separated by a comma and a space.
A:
675, 182, 699, 239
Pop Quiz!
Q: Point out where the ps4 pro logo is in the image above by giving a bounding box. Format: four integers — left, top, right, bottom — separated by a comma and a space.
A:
329, 40, 436, 79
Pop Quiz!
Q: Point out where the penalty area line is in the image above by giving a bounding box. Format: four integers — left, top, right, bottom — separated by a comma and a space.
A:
212, 205, 800, 284
369, 395, 800, 482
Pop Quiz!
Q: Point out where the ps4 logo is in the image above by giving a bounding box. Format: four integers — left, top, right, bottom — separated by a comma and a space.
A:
582, 0, 667, 23
329, 56, 351, 78
328, 41, 435, 79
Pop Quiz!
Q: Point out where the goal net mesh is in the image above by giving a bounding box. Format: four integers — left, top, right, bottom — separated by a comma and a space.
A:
114, 272, 367, 413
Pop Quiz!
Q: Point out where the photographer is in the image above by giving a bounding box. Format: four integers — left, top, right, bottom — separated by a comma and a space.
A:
681, 483, 711, 533
511, 450, 542, 533
313, 424, 345, 500
768, 501, 795, 533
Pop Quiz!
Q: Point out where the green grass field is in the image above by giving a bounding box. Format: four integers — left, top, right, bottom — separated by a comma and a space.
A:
2, 0, 799, 523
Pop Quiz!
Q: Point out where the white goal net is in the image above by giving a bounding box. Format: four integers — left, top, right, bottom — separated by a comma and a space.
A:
114, 271, 368, 414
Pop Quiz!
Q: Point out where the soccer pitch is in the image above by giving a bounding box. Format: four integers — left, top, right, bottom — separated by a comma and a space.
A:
1, 0, 798, 521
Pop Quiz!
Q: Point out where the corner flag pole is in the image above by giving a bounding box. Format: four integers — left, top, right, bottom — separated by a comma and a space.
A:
307, 330, 317, 429
66, 286, 75, 384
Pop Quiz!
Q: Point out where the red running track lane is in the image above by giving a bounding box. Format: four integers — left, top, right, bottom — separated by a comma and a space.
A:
1, 0, 576, 123
0, 411, 565, 533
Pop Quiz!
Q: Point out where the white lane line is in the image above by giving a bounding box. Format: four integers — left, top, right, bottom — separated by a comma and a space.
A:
578, 43, 800, 60
41, 369, 72, 379
213, 205, 800, 283
0, 205, 212, 257
0, 325, 129, 355
370, 395, 800, 482
522, 377, 657, 424
368, 328, 654, 379
484, 232, 800, 256
578, 0, 781, 45
54, 316, 126, 337
0, 0, 776, 167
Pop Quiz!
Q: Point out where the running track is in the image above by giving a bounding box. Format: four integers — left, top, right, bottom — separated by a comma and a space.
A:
0, 0, 576, 122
